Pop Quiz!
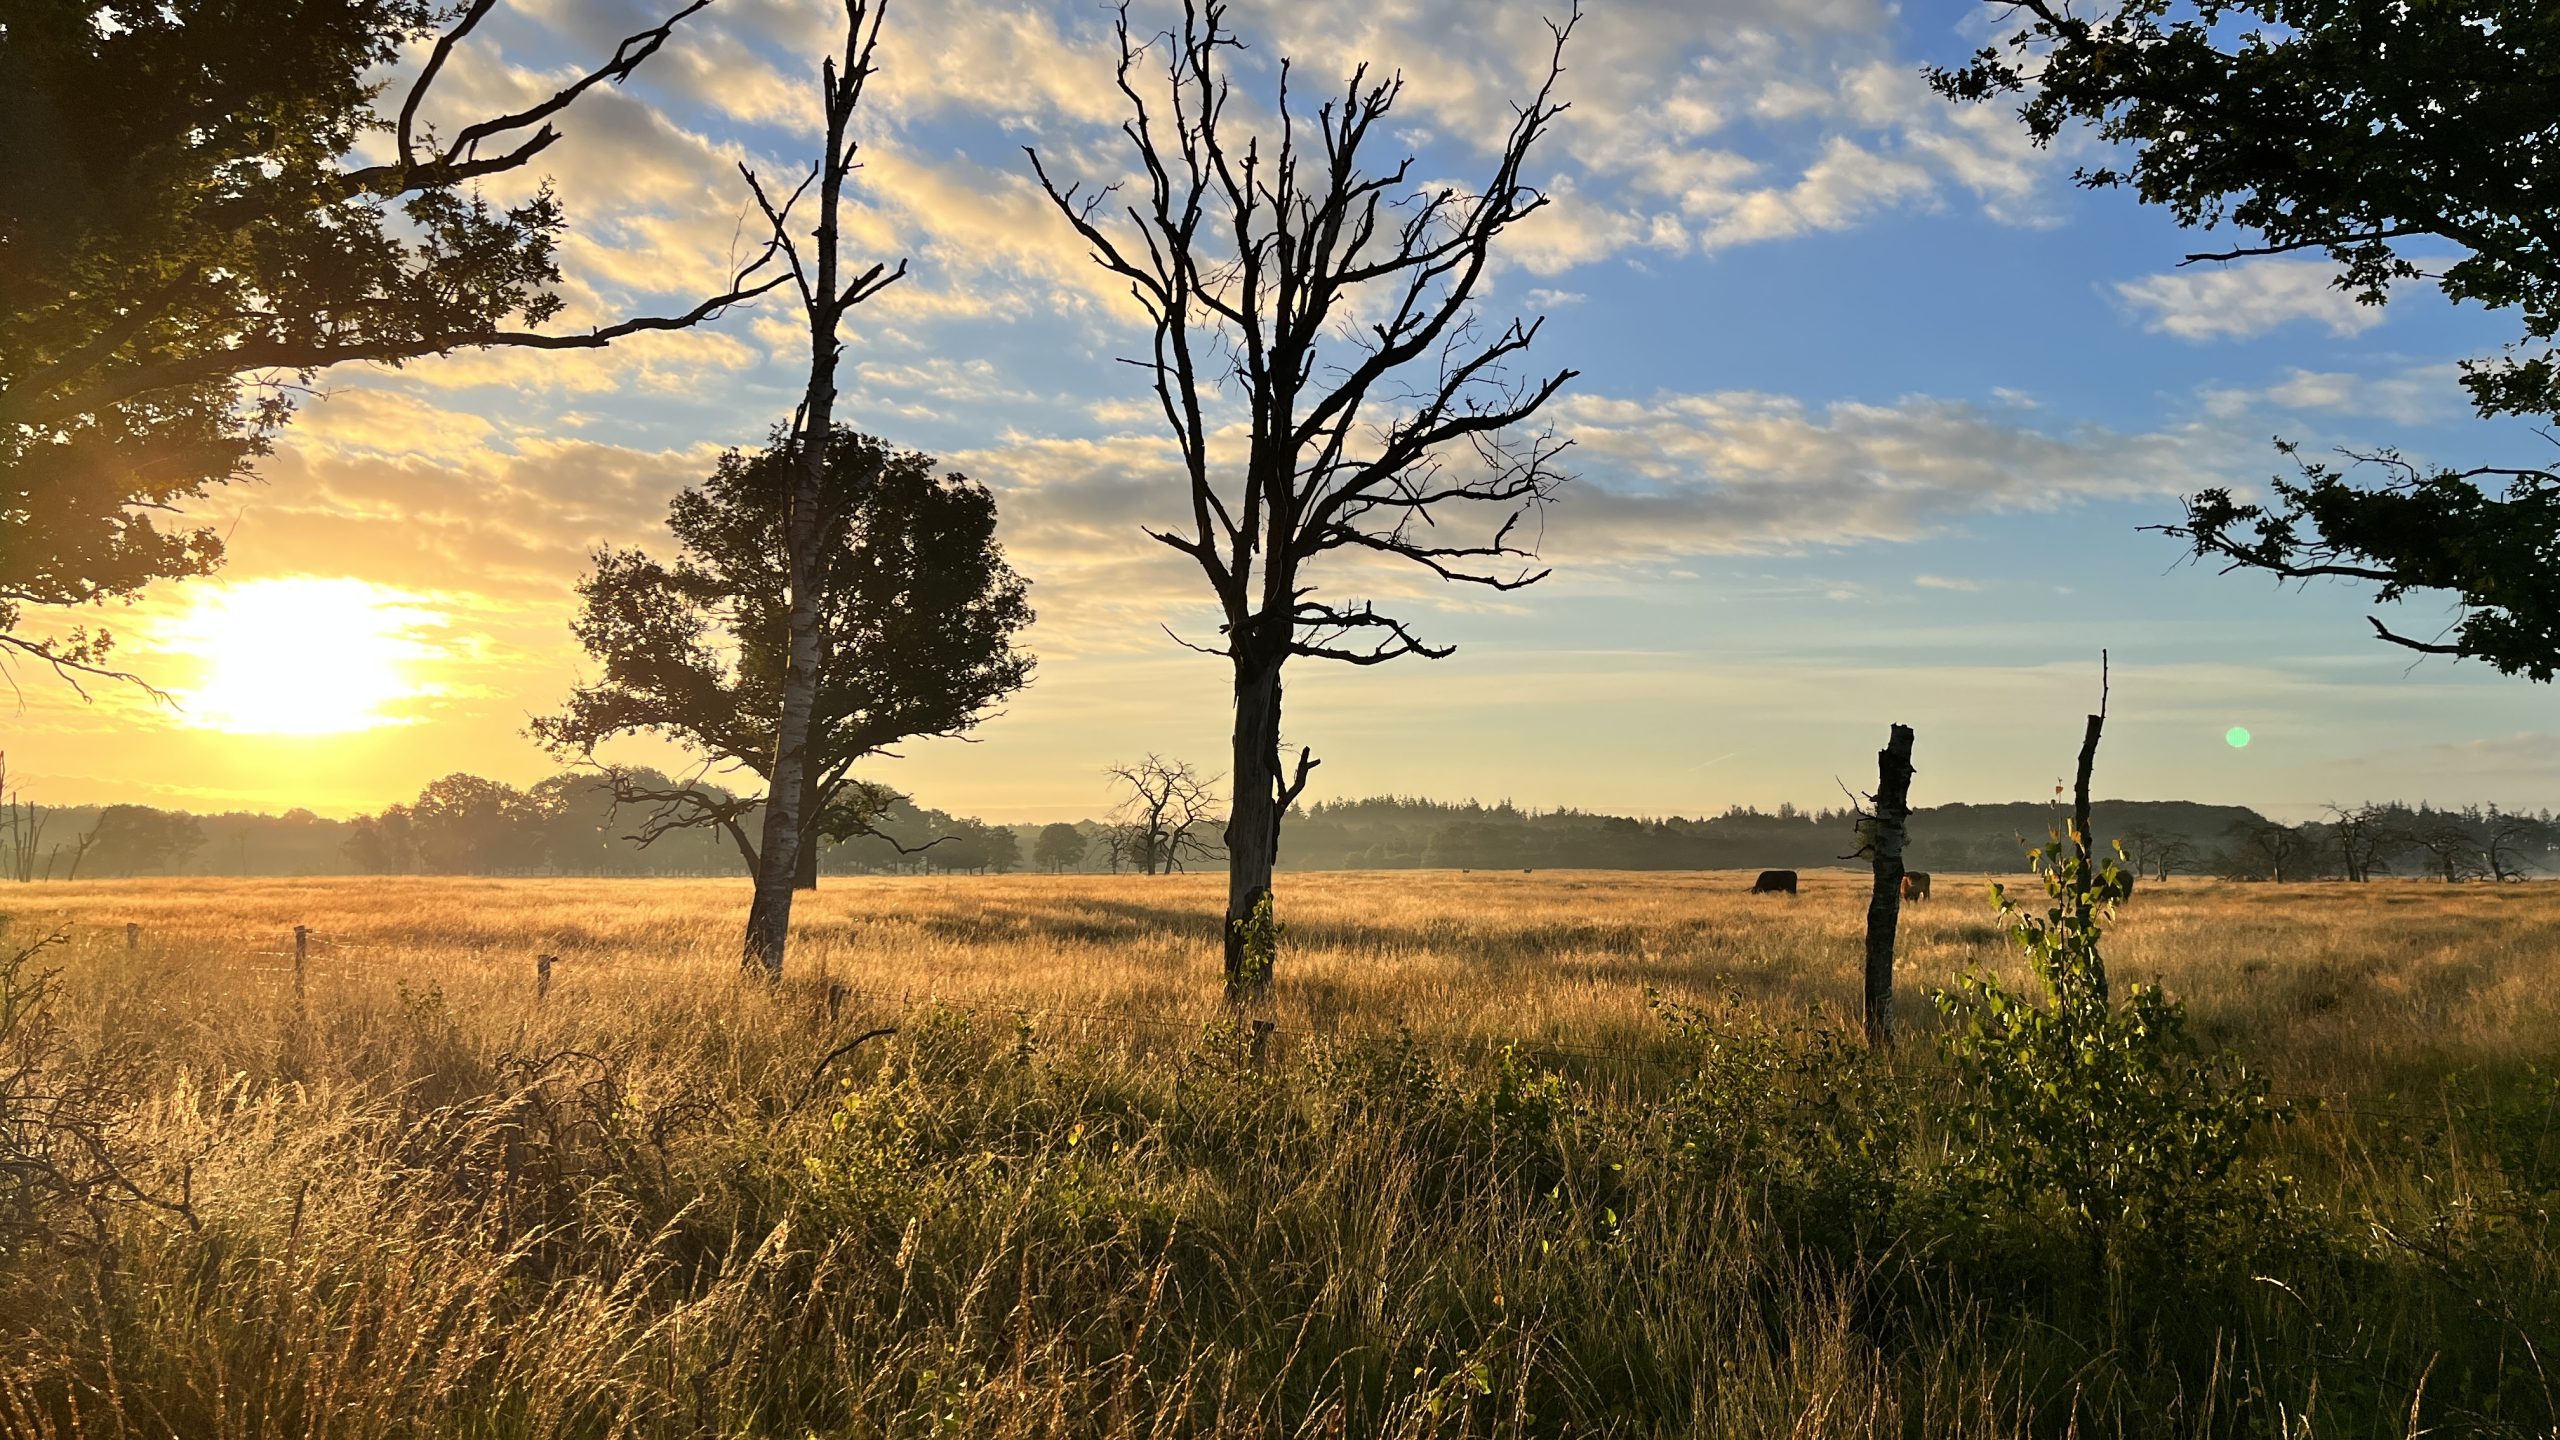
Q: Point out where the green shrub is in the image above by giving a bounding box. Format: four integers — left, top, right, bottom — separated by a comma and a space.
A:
1935, 837, 2296, 1281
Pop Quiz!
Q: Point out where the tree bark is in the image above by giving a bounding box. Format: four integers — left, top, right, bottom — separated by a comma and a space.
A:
1222, 655, 1284, 1005
743, 468, 825, 972
743, 61, 855, 980
2069, 653, 2110, 1004
1862, 723, 1915, 1047
794, 763, 824, 891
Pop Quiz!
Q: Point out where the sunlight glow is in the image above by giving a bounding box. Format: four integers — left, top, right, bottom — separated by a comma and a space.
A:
168, 578, 447, 735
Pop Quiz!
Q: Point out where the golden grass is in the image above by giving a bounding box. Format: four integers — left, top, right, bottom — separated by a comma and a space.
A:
3, 870, 2555, 1438
15, 868, 2556, 1098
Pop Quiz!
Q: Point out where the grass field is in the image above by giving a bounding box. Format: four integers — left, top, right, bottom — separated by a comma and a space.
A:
2, 871, 2556, 1437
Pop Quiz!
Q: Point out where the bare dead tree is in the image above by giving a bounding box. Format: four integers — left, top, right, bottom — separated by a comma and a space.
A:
2321, 802, 2395, 883
736, 1, 908, 979
0, 755, 45, 885
2485, 807, 2550, 882
1030, 0, 1581, 1002
2408, 809, 2490, 883
2060, 654, 2120, 1002
1106, 756, 1222, 875
1854, 725, 1916, 1046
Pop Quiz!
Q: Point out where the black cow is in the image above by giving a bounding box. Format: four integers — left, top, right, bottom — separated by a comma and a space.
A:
1750, 869, 1799, 895
1900, 871, 1932, 902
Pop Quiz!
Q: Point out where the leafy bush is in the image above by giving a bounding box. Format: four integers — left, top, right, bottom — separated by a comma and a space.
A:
1935, 837, 2296, 1279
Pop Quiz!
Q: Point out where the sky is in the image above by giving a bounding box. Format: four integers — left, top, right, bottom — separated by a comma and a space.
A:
10, 0, 2555, 825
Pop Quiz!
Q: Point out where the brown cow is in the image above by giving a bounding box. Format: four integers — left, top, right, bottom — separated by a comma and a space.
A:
1750, 869, 1798, 895
1900, 871, 1932, 902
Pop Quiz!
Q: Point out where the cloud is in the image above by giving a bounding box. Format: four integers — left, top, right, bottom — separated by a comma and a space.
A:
2115, 259, 2390, 341
2199, 364, 2464, 427
1915, 574, 1983, 591
1543, 390, 2233, 559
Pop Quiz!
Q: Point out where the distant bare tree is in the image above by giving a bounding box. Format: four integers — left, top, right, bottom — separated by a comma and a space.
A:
1106, 756, 1221, 876
2485, 808, 2551, 882
2144, 835, 2200, 881
0, 755, 47, 884
2407, 810, 2489, 883
2321, 802, 2395, 883
1030, 1, 1581, 1001
2218, 819, 2321, 883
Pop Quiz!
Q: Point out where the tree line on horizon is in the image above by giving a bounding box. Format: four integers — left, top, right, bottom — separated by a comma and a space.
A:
9, 771, 2554, 886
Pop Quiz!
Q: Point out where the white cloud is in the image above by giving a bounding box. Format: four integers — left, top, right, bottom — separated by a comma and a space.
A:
1915, 574, 1983, 591
1545, 389, 2237, 558
2200, 364, 2463, 427
2115, 258, 2390, 341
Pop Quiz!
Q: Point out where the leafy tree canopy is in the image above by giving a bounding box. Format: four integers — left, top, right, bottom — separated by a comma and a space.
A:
533, 425, 1035, 879
1933, 0, 2560, 678
0, 0, 767, 689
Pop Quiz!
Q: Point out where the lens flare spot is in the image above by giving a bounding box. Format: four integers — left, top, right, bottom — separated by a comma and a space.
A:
2225, 726, 2252, 749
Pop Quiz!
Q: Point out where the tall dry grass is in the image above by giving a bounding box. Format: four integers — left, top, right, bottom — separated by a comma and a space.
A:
0, 871, 2554, 1438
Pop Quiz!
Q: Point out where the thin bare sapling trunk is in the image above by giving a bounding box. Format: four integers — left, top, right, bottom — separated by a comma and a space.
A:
2070, 651, 2111, 1004
739, 0, 905, 979
1031, 1, 1583, 1006
1861, 723, 1915, 1046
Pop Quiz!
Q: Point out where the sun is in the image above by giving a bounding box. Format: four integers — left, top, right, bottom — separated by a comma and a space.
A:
166, 578, 447, 736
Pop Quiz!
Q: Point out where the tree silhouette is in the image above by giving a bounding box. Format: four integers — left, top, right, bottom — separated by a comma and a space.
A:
82, 806, 202, 877
1105, 756, 1220, 876
0, 0, 783, 692
1030, 1, 1580, 1001
534, 426, 1031, 891
1034, 823, 1091, 874
1934, 0, 2560, 679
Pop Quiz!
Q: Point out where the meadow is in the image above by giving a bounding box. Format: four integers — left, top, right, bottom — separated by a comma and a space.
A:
2, 870, 2555, 1437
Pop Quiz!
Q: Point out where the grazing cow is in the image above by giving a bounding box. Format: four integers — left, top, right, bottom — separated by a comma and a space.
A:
2098, 868, 2137, 903
1750, 869, 1798, 896
1900, 871, 1932, 902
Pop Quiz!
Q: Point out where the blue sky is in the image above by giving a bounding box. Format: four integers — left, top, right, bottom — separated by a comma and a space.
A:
18, 0, 2553, 823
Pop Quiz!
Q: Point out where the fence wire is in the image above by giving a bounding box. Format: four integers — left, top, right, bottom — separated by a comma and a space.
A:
76, 922, 2553, 1129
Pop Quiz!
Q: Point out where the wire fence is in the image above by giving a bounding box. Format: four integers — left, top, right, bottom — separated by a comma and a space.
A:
80, 921, 2551, 1130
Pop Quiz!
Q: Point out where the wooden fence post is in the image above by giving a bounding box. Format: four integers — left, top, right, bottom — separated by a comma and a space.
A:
292, 925, 310, 1008
827, 983, 849, 1021
1251, 1019, 1276, 1072
1863, 725, 1916, 1047
537, 954, 556, 1001
125, 922, 139, 951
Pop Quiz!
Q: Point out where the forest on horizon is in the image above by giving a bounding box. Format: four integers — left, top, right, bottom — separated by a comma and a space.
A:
8, 776, 2554, 884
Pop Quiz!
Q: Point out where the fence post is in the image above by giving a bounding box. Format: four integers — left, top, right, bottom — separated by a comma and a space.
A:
827, 982, 849, 1022
1251, 1018, 1276, 1072
1862, 725, 1916, 1047
125, 922, 139, 951
537, 954, 556, 1001
292, 925, 310, 1008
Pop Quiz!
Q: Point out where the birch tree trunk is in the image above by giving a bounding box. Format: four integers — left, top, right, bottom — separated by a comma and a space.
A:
743, 8, 894, 978
794, 759, 825, 891
742, 406, 831, 975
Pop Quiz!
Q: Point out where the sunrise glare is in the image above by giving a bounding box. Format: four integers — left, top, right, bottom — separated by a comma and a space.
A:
163, 578, 444, 736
